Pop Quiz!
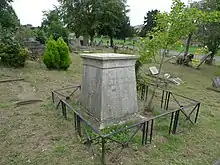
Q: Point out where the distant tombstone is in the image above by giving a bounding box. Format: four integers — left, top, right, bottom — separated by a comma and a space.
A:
28, 37, 35, 42
97, 40, 103, 46
149, 66, 159, 75
212, 77, 220, 88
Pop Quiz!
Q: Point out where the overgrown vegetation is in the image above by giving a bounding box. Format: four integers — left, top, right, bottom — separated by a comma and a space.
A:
0, 32, 29, 67
136, 0, 220, 112
42, 9, 69, 44
0, 43, 28, 68
0, 0, 29, 68
43, 36, 71, 70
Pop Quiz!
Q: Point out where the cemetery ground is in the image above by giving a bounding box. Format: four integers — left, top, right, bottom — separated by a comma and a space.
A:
0, 55, 220, 165
94, 37, 199, 54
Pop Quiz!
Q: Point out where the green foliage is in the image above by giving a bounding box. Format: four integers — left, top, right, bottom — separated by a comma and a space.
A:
195, 0, 220, 60
192, 47, 209, 67
140, 10, 159, 37
58, 0, 128, 46
98, 0, 128, 46
137, 0, 207, 111
43, 36, 71, 70
15, 26, 37, 43
58, 0, 102, 40
0, 26, 28, 68
57, 37, 71, 70
137, 0, 220, 71
36, 28, 47, 44
0, 40, 28, 68
0, 3, 18, 30
43, 36, 60, 69
0, 0, 28, 68
115, 15, 134, 40
0, 0, 13, 9
42, 9, 68, 43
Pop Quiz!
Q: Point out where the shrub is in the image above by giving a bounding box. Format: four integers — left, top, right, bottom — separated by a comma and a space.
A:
57, 37, 71, 70
0, 38, 28, 68
43, 36, 71, 70
43, 36, 60, 69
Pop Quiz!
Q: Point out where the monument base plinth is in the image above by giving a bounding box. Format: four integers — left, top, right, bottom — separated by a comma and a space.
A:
80, 53, 140, 126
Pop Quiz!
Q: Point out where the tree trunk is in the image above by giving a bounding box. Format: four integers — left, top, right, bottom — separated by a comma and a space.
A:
83, 35, 89, 46
89, 30, 95, 47
110, 35, 114, 48
90, 35, 94, 47
205, 52, 215, 65
184, 33, 192, 57
145, 49, 166, 112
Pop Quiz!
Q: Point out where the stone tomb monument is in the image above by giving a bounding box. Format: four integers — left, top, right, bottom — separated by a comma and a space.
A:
80, 53, 140, 129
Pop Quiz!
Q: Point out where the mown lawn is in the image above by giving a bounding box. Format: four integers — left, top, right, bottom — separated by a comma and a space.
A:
0, 54, 219, 165
173, 46, 199, 54
94, 37, 134, 46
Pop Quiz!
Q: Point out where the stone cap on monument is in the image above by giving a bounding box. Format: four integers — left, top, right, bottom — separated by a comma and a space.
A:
80, 53, 139, 61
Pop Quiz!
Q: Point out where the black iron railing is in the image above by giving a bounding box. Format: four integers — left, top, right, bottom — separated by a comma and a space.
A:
51, 83, 201, 165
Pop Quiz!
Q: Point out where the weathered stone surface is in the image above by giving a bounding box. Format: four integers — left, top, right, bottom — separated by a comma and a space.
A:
213, 159, 220, 165
80, 53, 139, 128
23, 40, 44, 59
149, 66, 159, 75
212, 77, 220, 88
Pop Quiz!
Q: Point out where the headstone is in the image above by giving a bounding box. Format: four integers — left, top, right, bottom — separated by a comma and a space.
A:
149, 66, 159, 75
170, 78, 181, 85
80, 53, 139, 129
164, 73, 171, 79
69, 33, 81, 50
23, 40, 44, 60
212, 77, 220, 88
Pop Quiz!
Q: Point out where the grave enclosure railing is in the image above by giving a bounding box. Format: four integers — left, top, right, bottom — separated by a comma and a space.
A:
51, 83, 201, 165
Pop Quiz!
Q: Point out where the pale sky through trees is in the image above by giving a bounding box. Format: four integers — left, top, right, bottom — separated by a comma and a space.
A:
12, 0, 195, 27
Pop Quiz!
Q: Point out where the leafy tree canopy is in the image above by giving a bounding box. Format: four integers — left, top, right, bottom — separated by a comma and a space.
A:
0, 0, 13, 9
58, 0, 129, 46
115, 15, 134, 40
194, 0, 220, 63
0, 1, 18, 30
41, 8, 68, 43
140, 10, 159, 37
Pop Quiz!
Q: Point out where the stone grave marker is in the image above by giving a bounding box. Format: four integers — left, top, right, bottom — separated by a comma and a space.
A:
149, 66, 159, 75
80, 53, 140, 129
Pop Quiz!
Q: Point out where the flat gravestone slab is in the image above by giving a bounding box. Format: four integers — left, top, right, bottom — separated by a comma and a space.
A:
149, 66, 159, 75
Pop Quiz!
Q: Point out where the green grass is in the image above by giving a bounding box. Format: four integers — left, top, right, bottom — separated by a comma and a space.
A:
174, 46, 199, 54
94, 37, 134, 46
0, 103, 10, 109
0, 54, 220, 165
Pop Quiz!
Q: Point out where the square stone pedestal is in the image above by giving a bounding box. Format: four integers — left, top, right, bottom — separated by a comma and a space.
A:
80, 53, 139, 129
